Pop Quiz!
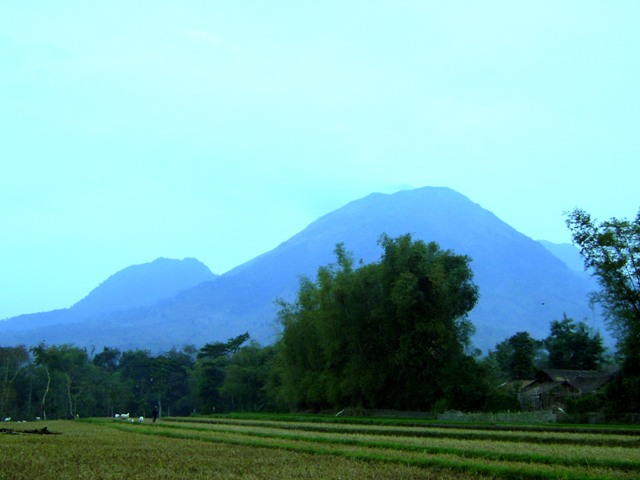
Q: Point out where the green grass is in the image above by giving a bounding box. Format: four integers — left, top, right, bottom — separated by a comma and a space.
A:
0, 420, 486, 480
104, 419, 640, 480
203, 412, 640, 434
168, 416, 640, 447
134, 420, 640, 470
2, 416, 640, 479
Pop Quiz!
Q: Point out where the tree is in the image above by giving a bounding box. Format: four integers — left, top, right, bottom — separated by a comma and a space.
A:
0, 346, 30, 419
30, 343, 53, 420
220, 342, 275, 411
491, 332, 541, 380
566, 208, 640, 412
93, 347, 121, 372
566, 208, 640, 358
273, 233, 481, 411
118, 349, 155, 415
151, 347, 196, 417
29, 343, 93, 419
0, 343, 208, 418
196, 333, 250, 412
545, 314, 605, 370
480, 349, 523, 412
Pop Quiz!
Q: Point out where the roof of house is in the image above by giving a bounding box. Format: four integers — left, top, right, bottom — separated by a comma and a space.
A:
542, 369, 606, 382
521, 368, 618, 395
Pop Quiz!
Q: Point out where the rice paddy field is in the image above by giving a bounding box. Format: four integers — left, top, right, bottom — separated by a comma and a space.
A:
1, 414, 639, 479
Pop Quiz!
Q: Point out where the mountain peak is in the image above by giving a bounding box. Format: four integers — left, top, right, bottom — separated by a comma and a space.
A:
0, 187, 599, 353
71, 257, 216, 316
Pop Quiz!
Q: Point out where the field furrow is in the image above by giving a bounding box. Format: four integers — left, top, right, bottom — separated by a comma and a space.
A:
168, 416, 640, 447
4, 417, 639, 479
98, 418, 640, 480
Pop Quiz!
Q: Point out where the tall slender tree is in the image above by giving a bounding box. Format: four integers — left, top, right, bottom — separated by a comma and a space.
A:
0, 346, 29, 419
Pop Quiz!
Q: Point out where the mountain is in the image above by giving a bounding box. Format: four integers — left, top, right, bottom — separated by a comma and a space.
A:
538, 240, 586, 274
0, 257, 216, 335
72, 257, 216, 316
0, 187, 601, 353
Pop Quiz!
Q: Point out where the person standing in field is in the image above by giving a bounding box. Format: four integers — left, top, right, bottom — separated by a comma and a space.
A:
152, 406, 159, 423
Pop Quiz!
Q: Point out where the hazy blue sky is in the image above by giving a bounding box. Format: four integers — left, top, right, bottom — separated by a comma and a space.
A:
1, 1, 639, 319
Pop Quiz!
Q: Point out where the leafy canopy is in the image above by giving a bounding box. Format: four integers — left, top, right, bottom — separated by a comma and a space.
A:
566, 208, 640, 412
566, 208, 640, 357
273, 233, 481, 411
545, 314, 605, 370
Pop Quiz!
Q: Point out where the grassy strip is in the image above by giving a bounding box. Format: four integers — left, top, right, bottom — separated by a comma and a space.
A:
98, 421, 635, 480
165, 417, 640, 448
130, 420, 640, 472
111, 423, 629, 480
3, 420, 464, 480
193, 412, 640, 435
164, 419, 640, 465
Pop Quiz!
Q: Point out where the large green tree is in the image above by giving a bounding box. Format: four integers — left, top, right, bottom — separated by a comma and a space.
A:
566, 208, 640, 358
220, 342, 275, 412
545, 314, 605, 370
151, 347, 196, 417
273, 233, 481, 411
491, 332, 541, 380
566, 208, 640, 412
196, 333, 250, 412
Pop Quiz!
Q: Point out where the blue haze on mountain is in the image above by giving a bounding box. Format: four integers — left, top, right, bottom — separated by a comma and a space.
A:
0, 187, 600, 353
72, 257, 216, 316
538, 240, 586, 274
0, 258, 215, 333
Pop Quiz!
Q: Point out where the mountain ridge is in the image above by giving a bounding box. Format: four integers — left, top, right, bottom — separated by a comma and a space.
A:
538, 240, 586, 274
0, 187, 600, 352
71, 257, 216, 316
0, 257, 216, 334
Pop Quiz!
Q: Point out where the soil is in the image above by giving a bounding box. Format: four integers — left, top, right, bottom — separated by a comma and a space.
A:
0, 426, 60, 435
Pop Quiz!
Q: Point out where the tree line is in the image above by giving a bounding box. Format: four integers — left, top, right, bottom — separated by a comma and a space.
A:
0, 314, 608, 421
1, 207, 639, 420
0, 336, 278, 421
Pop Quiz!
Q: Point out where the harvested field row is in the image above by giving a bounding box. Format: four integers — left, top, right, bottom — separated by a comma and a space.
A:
212, 413, 640, 435
167, 416, 640, 448
143, 419, 640, 469
94, 417, 640, 480
0, 420, 478, 480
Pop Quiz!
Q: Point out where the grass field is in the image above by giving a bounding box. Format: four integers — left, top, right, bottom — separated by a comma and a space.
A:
1, 415, 639, 479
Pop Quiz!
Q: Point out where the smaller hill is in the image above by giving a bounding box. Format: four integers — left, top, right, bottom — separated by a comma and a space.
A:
0, 257, 216, 334
0, 188, 604, 353
71, 257, 216, 316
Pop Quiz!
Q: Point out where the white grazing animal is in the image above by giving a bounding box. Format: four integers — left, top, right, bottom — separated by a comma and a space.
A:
138, 416, 144, 423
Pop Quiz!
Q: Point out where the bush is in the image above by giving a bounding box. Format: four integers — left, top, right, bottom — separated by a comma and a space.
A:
483, 387, 521, 413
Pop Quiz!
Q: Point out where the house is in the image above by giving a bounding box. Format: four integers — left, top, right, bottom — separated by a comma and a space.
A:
519, 369, 617, 411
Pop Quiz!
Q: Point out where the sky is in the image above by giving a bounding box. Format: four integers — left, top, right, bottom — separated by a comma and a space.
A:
1, 1, 639, 320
